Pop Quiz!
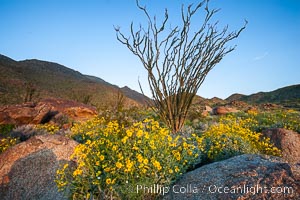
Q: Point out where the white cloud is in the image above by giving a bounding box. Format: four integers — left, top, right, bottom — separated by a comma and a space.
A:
254, 52, 269, 61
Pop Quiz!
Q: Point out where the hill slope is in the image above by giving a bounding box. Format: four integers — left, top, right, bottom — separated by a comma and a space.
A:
226, 84, 300, 109
1, 54, 298, 110
0, 54, 149, 108
192, 95, 226, 107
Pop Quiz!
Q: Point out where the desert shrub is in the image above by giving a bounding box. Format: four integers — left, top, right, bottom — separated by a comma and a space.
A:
198, 115, 281, 163
0, 124, 15, 136
56, 117, 201, 199
253, 110, 300, 133
0, 123, 61, 154
98, 107, 158, 128
229, 110, 300, 133
9, 124, 60, 143
0, 125, 21, 153
50, 113, 71, 128
35, 123, 60, 134
187, 115, 219, 134
0, 137, 17, 154
9, 124, 37, 141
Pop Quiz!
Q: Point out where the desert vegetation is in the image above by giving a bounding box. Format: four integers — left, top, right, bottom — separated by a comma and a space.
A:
0, 104, 299, 199
53, 108, 296, 199
0, 0, 299, 200
115, 0, 246, 133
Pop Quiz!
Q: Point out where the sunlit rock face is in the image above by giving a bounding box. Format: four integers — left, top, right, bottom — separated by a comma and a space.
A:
163, 154, 300, 200
0, 98, 97, 125
0, 134, 78, 200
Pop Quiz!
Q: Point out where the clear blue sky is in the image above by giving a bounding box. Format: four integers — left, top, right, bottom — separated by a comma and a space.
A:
0, 0, 299, 99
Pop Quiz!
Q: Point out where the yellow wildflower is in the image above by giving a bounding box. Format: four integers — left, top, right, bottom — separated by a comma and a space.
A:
126, 130, 133, 137
73, 169, 83, 176
116, 162, 123, 169
153, 160, 162, 171
106, 178, 112, 185
100, 155, 105, 161
143, 158, 149, 165
137, 154, 143, 163
136, 130, 143, 137
121, 136, 128, 144
112, 145, 118, 151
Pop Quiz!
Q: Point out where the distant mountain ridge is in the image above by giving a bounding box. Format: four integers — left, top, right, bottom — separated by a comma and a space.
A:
192, 95, 227, 107
1, 54, 298, 110
226, 84, 300, 109
191, 84, 300, 110
0, 54, 149, 108
120, 86, 149, 105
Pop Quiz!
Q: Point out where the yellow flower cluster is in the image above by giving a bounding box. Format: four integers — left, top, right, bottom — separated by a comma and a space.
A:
232, 110, 300, 133
35, 123, 59, 134
254, 110, 300, 132
55, 163, 69, 190
70, 117, 106, 143
0, 137, 17, 153
199, 115, 281, 162
152, 159, 162, 171
56, 117, 200, 199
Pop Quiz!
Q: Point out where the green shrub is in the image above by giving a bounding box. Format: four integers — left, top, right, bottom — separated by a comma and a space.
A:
0, 124, 15, 136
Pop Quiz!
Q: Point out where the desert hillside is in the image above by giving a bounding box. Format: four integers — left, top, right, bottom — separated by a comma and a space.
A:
1, 54, 299, 111
226, 84, 300, 110
0, 54, 149, 108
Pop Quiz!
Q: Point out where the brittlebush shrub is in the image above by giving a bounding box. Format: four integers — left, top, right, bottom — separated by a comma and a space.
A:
0, 137, 17, 154
56, 117, 200, 199
35, 123, 60, 134
250, 110, 300, 133
0, 124, 17, 153
227, 109, 300, 133
199, 115, 281, 163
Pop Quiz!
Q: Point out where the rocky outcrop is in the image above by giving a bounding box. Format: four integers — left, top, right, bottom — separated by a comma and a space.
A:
201, 106, 213, 117
164, 154, 299, 200
262, 128, 300, 164
262, 128, 300, 179
41, 98, 97, 122
0, 102, 51, 125
228, 100, 250, 110
260, 103, 281, 110
0, 98, 97, 125
0, 134, 77, 200
212, 106, 239, 115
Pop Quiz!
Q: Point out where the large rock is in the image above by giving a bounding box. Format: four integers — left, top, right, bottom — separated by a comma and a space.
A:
262, 128, 300, 179
164, 154, 299, 200
212, 106, 239, 115
260, 103, 281, 110
40, 98, 97, 122
0, 134, 78, 200
262, 128, 300, 164
0, 102, 51, 125
201, 106, 213, 117
0, 98, 97, 125
228, 100, 250, 110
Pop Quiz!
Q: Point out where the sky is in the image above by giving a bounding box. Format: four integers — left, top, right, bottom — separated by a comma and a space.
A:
0, 0, 299, 99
